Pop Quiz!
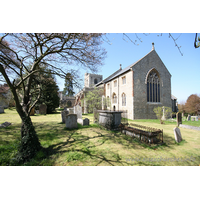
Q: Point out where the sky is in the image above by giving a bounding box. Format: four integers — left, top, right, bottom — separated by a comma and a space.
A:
57, 33, 200, 103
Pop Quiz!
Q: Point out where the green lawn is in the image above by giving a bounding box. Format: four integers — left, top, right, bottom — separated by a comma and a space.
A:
0, 108, 200, 166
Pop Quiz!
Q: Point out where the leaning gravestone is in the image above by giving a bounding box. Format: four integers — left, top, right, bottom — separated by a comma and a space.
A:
0, 106, 4, 114
173, 127, 182, 143
176, 112, 182, 126
39, 104, 47, 115
187, 114, 191, 121
74, 104, 82, 120
65, 114, 77, 129
61, 110, 69, 123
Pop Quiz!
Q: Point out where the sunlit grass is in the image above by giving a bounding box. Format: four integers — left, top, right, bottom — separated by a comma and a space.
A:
0, 108, 200, 166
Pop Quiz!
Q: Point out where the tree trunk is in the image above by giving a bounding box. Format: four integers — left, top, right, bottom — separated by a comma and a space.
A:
17, 112, 42, 163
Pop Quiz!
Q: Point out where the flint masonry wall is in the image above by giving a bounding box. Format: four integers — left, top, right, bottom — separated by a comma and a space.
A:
133, 50, 171, 119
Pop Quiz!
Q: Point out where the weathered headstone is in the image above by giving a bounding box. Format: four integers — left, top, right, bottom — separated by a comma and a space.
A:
35, 110, 39, 114
0, 106, 4, 114
176, 112, 182, 126
187, 114, 191, 121
74, 104, 82, 120
65, 114, 77, 129
195, 116, 198, 121
29, 107, 35, 116
0, 122, 11, 128
61, 110, 69, 123
83, 118, 89, 126
191, 117, 195, 121
77, 118, 90, 126
39, 104, 47, 115
173, 127, 182, 143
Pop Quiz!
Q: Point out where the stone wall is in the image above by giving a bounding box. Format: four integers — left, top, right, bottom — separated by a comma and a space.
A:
132, 50, 171, 119
105, 70, 133, 120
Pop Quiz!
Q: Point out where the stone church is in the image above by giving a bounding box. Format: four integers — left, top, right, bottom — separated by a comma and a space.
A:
75, 43, 177, 120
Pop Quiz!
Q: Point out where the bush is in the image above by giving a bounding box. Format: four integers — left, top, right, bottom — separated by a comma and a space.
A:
153, 106, 172, 124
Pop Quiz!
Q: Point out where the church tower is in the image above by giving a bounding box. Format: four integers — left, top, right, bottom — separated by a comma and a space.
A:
84, 73, 103, 88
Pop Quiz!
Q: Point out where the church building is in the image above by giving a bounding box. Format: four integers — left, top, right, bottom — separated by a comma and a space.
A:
75, 43, 176, 120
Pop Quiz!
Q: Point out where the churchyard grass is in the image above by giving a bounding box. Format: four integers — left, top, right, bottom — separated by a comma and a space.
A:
0, 108, 200, 166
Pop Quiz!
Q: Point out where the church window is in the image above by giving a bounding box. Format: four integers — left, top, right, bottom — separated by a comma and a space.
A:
122, 93, 126, 106
107, 96, 110, 106
113, 93, 117, 104
94, 78, 98, 84
147, 70, 160, 102
122, 76, 126, 84
107, 83, 110, 89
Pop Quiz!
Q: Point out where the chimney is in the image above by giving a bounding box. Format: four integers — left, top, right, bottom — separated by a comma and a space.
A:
120, 64, 122, 70
152, 42, 155, 50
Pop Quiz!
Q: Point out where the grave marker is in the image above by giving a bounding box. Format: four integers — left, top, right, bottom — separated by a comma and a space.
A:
173, 127, 182, 143
61, 110, 69, 123
0, 106, 4, 114
176, 112, 182, 126
39, 104, 47, 115
74, 104, 82, 120
187, 114, 191, 121
65, 114, 77, 129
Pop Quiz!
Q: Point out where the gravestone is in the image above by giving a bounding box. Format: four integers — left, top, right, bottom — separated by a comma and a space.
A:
74, 104, 82, 120
64, 106, 68, 111
191, 117, 195, 121
176, 112, 182, 126
173, 127, 182, 143
39, 104, 47, 115
61, 110, 69, 123
0, 122, 11, 128
78, 118, 90, 126
30, 107, 35, 116
187, 114, 191, 121
65, 114, 77, 129
195, 116, 198, 121
83, 118, 89, 126
0, 106, 4, 114
35, 110, 39, 114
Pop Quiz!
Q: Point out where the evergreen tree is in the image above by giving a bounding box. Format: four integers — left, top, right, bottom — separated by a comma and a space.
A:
62, 73, 75, 97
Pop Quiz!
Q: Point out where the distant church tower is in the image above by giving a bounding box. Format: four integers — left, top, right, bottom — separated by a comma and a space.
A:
84, 73, 103, 88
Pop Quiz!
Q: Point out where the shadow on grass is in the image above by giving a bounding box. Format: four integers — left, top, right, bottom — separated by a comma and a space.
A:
1, 120, 187, 166
32, 129, 133, 166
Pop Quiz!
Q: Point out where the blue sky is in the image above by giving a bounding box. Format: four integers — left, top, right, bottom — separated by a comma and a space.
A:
58, 33, 200, 103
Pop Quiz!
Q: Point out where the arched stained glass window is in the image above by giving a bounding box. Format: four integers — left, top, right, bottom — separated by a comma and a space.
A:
113, 93, 117, 104
147, 70, 160, 102
122, 93, 126, 106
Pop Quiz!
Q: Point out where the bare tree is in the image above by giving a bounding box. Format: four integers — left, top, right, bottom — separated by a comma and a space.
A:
0, 33, 106, 162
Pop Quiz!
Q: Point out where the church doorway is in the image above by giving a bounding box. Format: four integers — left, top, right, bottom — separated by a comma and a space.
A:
113, 105, 116, 111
